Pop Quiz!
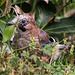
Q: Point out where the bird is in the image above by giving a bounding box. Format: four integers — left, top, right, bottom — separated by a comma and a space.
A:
8, 14, 75, 61
8, 14, 50, 49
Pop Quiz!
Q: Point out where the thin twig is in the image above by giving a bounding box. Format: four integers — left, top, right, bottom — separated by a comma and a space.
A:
49, 55, 53, 65
11, 6, 18, 17
14, 46, 29, 51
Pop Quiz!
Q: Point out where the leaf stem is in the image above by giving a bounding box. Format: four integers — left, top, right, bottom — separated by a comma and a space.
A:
0, 20, 6, 24
41, 0, 71, 30
14, 46, 29, 51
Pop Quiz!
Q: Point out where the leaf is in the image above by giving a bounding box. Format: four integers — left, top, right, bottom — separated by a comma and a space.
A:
21, 51, 29, 58
45, 14, 75, 34
2, 25, 15, 43
12, 0, 29, 5
35, 1, 56, 27
21, 51, 27, 56
0, 0, 6, 7
29, 67, 35, 72
24, 68, 27, 72
0, 20, 6, 34
44, 63, 51, 69
29, 55, 37, 59
0, 71, 7, 75
53, 72, 58, 75
35, 1, 56, 28
14, 5, 25, 15
26, 50, 30, 57
41, 44, 52, 55
30, 0, 49, 14
30, 0, 40, 14
58, 72, 64, 75
0, 13, 16, 34
50, 0, 63, 6
56, 67, 61, 71
29, 42, 36, 51
70, 0, 75, 3
10, 56, 19, 68
0, 13, 16, 22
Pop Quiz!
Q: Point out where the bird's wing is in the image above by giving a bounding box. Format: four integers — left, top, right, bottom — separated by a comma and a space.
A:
38, 29, 50, 43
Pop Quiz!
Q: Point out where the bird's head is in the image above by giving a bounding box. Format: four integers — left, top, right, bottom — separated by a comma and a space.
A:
8, 15, 36, 32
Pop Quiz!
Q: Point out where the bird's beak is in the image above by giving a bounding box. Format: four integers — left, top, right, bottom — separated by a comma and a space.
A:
7, 22, 14, 26
7, 16, 19, 26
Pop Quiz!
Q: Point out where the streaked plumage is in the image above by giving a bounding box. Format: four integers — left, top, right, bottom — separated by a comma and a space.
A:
8, 15, 50, 49
8, 14, 75, 61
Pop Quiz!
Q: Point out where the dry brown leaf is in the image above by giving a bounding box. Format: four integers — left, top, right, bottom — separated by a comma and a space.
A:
14, 5, 25, 15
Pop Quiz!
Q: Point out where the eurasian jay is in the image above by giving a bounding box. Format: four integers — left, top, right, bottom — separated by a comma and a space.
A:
8, 14, 50, 49
8, 14, 75, 61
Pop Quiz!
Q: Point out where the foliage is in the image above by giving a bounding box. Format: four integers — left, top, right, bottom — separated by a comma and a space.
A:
35, 1, 56, 28
0, 0, 6, 7
29, 42, 36, 51
0, 40, 75, 75
41, 44, 52, 56
45, 15, 75, 34
2, 25, 15, 43
0, 0, 75, 75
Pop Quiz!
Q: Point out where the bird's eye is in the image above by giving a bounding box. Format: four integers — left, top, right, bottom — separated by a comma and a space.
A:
22, 20, 25, 23
27, 20, 29, 22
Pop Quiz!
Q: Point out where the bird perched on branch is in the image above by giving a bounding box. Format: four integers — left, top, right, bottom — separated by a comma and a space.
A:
8, 14, 50, 49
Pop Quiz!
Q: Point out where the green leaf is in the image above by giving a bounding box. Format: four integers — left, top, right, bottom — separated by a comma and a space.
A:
58, 72, 64, 75
50, 0, 63, 6
41, 44, 52, 55
72, 0, 75, 3
0, 0, 6, 7
26, 50, 30, 58
0, 20, 6, 34
45, 14, 75, 34
0, 71, 7, 75
21, 50, 29, 58
30, 0, 40, 13
10, 56, 19, 68
0, 13, 16, 34
29, 42, 36, 51
21, 51, 27, 56
24, 68, 27, 72
2, 25, 15, 43
0, 13, 16, 22
35, 1, 56, 28
56, 67, 61, 71
12, 0, 29, 5
44, 63, 51, 69
53, 72, 58, 75
29, 55, 37, 59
